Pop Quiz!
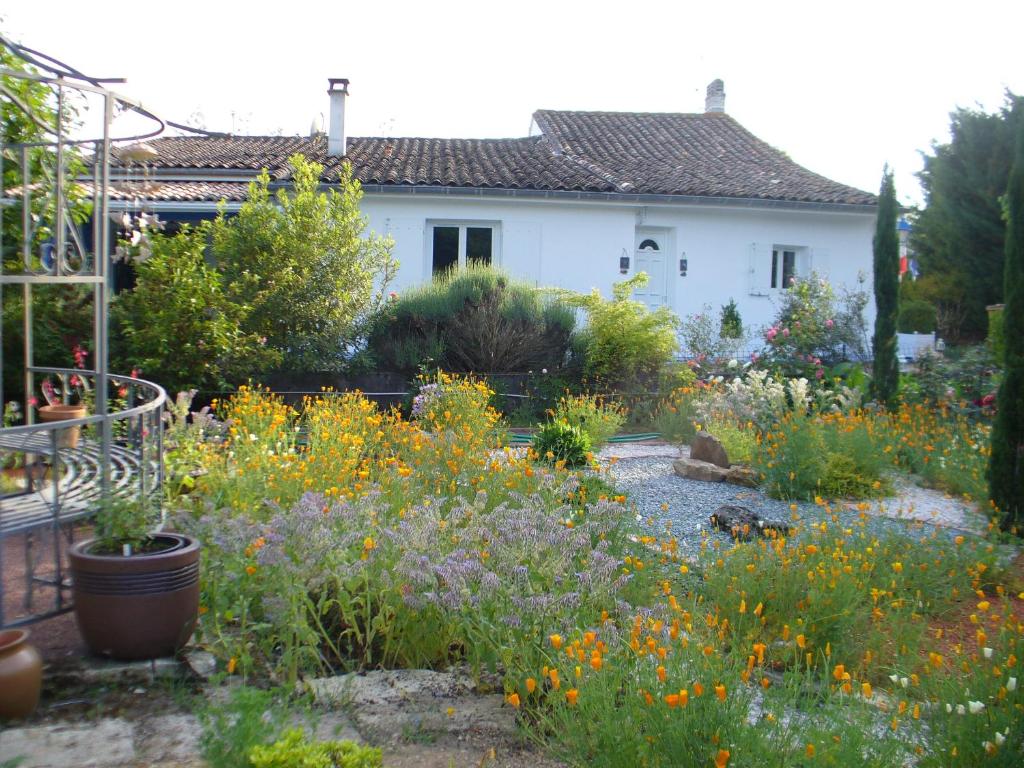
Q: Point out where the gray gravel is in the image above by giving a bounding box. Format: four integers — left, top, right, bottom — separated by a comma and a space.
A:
598, 445, 987, 558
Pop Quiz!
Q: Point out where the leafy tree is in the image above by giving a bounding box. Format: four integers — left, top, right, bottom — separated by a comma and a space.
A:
111, 224, 280, 393
871, 168, 899, 407
988, 104, 1024, 534
913, 93, 1023, 340
561, 273, 679, 389
210, 155, 396, 372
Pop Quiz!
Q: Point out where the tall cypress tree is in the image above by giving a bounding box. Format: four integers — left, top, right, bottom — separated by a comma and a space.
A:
989, 106, 1024, 534
871, 167, 900, 407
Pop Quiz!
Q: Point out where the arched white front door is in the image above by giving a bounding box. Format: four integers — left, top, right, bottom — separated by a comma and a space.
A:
633, 232, 668, 311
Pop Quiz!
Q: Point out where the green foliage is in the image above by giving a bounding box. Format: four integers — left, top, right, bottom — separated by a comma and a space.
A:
719, 299, 743, 339
211, 155, 396, 372
531, 420, 592, 467
111, 224, 279, 393
551, 393, 625, 448
872, 168, 901, 407
248, 729, 382, 768
704, 417, 756, 465
561, 274, 679, 388
913, 92, 1023, 339
755, 410, 889, 500
654, 385, 703, 443
989, 103, 1024, 534
987, 305, 1005, 361
897, 299, 937, 333
366, 265, 575, 374
198, 687, 295, 768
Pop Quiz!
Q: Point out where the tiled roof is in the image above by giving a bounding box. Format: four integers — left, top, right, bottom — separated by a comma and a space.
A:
533, 110, 875, 205
111, 112, 874, 206
107, 180, 251, 202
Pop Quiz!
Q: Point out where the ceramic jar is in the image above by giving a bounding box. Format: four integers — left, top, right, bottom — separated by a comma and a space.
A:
0, 629, 43, 719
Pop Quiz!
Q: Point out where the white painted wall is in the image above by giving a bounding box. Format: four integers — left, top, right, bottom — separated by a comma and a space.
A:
359, 193, 876, 354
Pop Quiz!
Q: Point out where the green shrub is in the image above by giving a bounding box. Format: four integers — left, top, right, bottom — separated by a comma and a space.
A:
248, 729, 382, 768
897, 299, 937, 333
560, 274, 679, 389
531, 421, 592, 467
552, 394, 625, 448
705, 417, 756, 465
719, 299, 743, 339
111, 224, 280, 392
366, 265, 576, 375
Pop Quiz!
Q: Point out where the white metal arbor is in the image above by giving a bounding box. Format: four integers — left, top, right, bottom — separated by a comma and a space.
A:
0, 37, 167, 627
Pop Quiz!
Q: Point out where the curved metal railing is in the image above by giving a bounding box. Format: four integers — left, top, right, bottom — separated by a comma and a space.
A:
0, 368, 166, 627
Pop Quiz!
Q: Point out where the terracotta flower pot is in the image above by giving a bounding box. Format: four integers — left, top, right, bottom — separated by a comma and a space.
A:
0, 629, 43, 719
37, 403, 88, 448
69, 533, 200, 660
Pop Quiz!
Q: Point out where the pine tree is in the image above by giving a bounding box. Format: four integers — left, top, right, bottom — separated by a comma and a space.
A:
989, 106, 1024, 534
871, 167, 900, 407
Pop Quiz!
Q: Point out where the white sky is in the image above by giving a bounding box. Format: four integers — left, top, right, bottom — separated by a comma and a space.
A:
3, 0, 1022, 206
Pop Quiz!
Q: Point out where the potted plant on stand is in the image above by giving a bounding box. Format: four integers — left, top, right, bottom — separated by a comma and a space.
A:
69, 500, 200, 660
36, 375, 90, 449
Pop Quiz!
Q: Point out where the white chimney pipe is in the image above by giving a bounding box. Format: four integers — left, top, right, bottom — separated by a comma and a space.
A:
327, 78, 349, 156
705, 79, 725, 113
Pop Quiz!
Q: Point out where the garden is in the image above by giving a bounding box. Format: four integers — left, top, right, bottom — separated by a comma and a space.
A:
2, 47, 1023, 767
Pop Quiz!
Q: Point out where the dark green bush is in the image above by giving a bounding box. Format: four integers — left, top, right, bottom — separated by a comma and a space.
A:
365, 266, 576, 375
531, 421, 591, 468
719, 299, 743, 339
897, 299, 937, 333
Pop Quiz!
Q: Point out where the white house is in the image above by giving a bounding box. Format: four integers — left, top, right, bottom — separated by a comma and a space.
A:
114, 79, 877, 341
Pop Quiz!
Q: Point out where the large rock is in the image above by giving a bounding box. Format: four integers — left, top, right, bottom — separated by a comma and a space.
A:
690, 431, 730, 468
710, 505, 790, 540
673, 457, 727, 483
725, 465, 759, 488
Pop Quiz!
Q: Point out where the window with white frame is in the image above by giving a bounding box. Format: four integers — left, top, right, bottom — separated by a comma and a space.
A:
770, 246, 808, 289
429, 222, 498, 276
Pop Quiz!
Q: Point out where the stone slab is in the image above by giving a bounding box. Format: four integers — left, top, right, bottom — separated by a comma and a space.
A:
134, 713, 202, 764
673, 456, 727, 482
0, 718, 136, 768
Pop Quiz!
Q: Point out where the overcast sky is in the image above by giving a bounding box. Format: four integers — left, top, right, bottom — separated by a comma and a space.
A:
4, 1, 1022, 206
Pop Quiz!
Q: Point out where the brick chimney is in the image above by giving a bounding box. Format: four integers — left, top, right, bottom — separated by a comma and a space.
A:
327, 78, 349, 156
705, 79, 725, 113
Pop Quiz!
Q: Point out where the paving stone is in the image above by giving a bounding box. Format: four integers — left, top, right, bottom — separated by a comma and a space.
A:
307, 669, 516, 745
0, 718, 136, 767
134, 713, 203, 764
182, 649, 218, 680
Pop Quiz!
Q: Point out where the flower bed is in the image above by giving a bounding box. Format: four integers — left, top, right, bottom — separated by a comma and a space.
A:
175, 373, 1022, 766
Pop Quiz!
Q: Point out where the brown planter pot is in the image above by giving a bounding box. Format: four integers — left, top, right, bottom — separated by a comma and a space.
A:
37, 404, 88, 448
0, 629, 43, 719
69, 533, 200, 660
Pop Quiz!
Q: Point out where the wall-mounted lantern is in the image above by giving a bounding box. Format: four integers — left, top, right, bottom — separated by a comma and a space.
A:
679, 254, 688, 277
620, 249, 630, 274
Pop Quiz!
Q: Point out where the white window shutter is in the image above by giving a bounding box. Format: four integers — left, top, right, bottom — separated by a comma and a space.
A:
798, 248, 814, 279
809, 248, 828, 279
748, 242, 771, 296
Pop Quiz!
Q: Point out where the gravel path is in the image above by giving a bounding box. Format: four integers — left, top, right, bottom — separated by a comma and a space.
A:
596, 442, 992, 557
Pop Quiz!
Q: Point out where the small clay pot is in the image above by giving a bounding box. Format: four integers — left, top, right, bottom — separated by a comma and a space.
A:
0, 629, 43, 719
37, 404, 88, 449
